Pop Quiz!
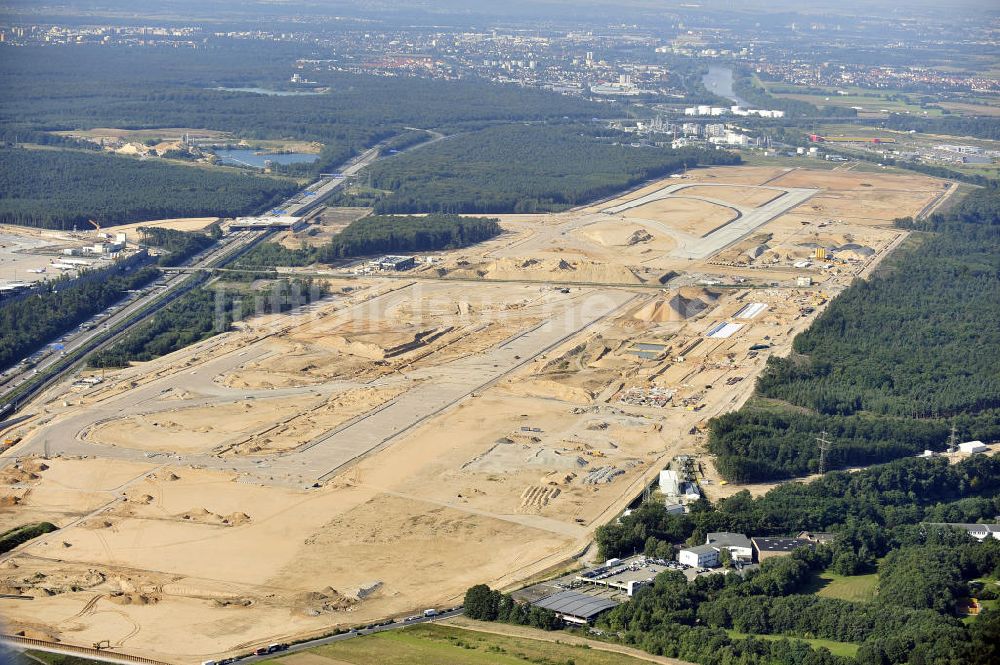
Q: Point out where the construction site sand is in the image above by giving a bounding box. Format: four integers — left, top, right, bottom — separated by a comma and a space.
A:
507, 372, 615, 404
680, 185, 782, 208
580, 167, 789, 213
767, 169, 944, 193
449, 257, 643, 284
231, 385, 408, 456
799, 189, 937, 222
110, 217, 220, 235
575, 220, 675, 252
222, 345, 377, 389
2, 461, 574, 661
622, 198, 737, 237
1, 165, 950, 662
87, 396, 309, 454
631, 289, 717, 323
0, 457, 156, 532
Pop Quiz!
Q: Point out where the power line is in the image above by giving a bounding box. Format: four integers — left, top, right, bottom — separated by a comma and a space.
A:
816, 430, 832, 475
947, 423, 958, 453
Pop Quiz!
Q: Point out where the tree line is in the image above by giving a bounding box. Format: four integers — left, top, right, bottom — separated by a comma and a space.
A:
89, 278, 327, 368
338, 124, 741, 214
138, 226, 218, 266
0, 266, 159, 372
234, 214, 502, 268
708, 187, 1000, 482
0, 147, 297, 230
468, 454, 1000, 665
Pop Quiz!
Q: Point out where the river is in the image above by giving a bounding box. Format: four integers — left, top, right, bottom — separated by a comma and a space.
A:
701, 66, 748, 107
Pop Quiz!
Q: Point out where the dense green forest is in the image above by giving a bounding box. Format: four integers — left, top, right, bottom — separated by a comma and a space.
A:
338, 124, 741, 214
319, 214, 501, 259
0, 44, 610, 175
234, 214, 502, 268
139, 226, 218, 266
471, 454, 1000, 665
0, 148, 297, 229
0, 266, 158, 372
88, 278, 327, 367
708, 187, 1000, 482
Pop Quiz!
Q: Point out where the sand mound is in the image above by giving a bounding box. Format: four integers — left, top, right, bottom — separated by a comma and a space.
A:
176, 507, 249, 526
0, 467, 40, 484
147, 471, 181, 482
224, 512, 252, 526
626, 229, 654, 245
512, 378, 595, 404
20, 460, 49, 473
677, 286, 720, 302
634, 288, 718, 322
459, 257, 643, 284
541, 471, 577, 485
539, 336, 612, 373
0, 494, 22, 506
110, 592, 158, 606
296, 586, 357, 615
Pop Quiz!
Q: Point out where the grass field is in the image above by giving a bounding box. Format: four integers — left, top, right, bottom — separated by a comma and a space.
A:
266, 624, 656, 665
725, 630, 859, 658
802, 569, 879, 602
760, 82, 944, 117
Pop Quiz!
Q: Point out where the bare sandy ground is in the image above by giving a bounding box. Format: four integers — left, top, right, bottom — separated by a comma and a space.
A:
0, 165, 949, 663
623, 198, 738, 237
110, 218, 220, 235
680, 185, 784, 208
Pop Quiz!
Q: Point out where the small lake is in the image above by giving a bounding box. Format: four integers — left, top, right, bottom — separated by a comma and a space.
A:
215, 87, 325, 97
213, 148, 318, 168
701, 66, 748, 107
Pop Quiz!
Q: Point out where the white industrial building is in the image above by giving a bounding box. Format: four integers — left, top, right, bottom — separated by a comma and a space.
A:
706, 532, 753, 562
678, 544, 719, 568
958, 441, 988, 454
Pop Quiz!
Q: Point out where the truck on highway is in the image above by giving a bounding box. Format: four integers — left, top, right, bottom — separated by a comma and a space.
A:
423, 608, 438, 617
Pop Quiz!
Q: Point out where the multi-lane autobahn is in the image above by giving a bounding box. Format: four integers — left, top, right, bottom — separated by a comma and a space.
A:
0, 144, 382, 419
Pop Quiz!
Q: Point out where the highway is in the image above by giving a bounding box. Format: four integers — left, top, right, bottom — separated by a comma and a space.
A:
0, 230, 265, 415
1, 609, 465, 665
0, 143, 383, 420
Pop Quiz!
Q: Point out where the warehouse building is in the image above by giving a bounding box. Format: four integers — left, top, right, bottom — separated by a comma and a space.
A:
532, 590, 618, 625
752, 537, 814, 562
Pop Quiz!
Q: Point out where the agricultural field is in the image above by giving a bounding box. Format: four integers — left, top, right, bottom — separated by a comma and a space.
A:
760, 82, 946, 117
